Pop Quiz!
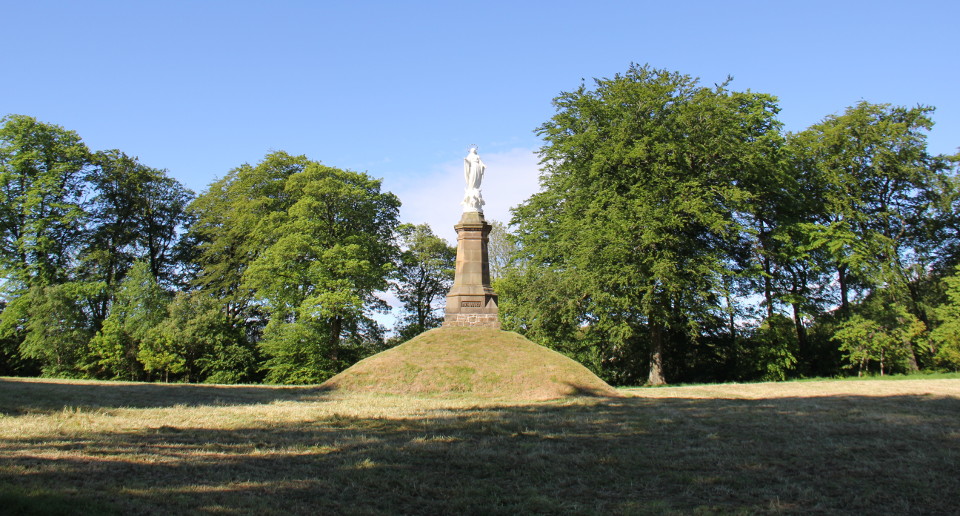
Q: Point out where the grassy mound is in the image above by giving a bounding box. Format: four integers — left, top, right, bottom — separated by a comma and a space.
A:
321, 327, 619, 400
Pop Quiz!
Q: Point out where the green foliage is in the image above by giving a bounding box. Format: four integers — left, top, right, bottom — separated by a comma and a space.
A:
790, 102, 945, 314
189, 152, 399, 384
88, 261, 169, 380
930, 267, 960, 370
496, 267, 614, 381
486, 220, 516, 281
0, 301, 40, 376
1, 282, 103, 377
83, 150, 194, 289
833, 302, 926, 376
244, 161, 399, 382
2, 82, 958, 387
140, 291, 254, 383
928, 160, 960, 271
509, 64, 782, 385
188, 152, 311, 310
258, 318, 340, 384
743, 314, 799, 381
497, 67, 957, 385
0, 116, 194, 379
391, 223, 455, 341
0, 114, 90, 288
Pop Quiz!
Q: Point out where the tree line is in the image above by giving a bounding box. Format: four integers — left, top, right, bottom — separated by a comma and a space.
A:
2, 63, 959, 385
496, 64, 960, 385
0, 115, 454, 383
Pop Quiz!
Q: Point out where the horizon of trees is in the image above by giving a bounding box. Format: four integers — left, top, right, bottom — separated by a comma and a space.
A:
2, 65, 959, 385
0, 115, 449, 383
498, 64, 960, 385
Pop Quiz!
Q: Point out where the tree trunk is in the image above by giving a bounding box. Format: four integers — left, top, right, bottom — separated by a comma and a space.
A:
792, 301, 808, 370
328, 316, 342, 363
648, 321, 666, 386
762, 255, 774, 320
722, 277, 736, 342
905, 344, 920, 372
838, 264, 850, 315
729, 308, 736, 344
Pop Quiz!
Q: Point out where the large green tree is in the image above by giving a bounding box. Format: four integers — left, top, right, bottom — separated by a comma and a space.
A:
82, 150, 193, 326
189, 152, 400, 384
789, 102, 950, 371
0, 115, 93, 376
188, 152, 311, 327
791, 102, 946, 316
508, 64, 782, 385
0, 115, 89, 288
391, 223, 455, 341
245, 161, 399, 382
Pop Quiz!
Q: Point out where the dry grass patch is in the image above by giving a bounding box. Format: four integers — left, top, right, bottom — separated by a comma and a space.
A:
623, 377, 960, 399
1, 377, 958, 514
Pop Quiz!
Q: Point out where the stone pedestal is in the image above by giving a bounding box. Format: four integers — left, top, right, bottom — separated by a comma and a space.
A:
443, 211, 500, 329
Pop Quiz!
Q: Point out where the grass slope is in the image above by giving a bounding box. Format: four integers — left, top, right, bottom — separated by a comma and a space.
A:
320, 327, 619, 400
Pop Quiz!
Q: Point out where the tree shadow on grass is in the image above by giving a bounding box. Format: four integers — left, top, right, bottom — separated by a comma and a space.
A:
0, 377, 620, 415
559, 381, 626, 398
0, 377, 333, 414
2, 393, 959, 515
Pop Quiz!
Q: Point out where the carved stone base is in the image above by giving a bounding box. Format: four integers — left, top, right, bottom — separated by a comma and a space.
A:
443, 313, 501, 329
442, 211, 500, 331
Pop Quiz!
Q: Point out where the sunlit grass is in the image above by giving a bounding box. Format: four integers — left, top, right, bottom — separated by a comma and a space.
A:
2, 376, 959, 514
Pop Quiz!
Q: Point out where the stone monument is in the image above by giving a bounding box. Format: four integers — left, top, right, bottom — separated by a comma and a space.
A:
443, 146, 500, 329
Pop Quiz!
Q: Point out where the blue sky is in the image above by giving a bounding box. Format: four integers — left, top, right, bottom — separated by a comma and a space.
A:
4, 1, 958, 245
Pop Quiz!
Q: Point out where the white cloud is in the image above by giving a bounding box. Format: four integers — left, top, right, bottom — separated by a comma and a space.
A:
390, 147, 541, 244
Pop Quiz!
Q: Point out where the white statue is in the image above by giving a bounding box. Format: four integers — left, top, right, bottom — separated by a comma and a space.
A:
461, 146, 485, 212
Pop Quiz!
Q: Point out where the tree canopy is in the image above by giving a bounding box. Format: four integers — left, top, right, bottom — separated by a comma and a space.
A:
500, 64, 959, 384
507, 65, 783, 384
391, 223, 455, 341
1, 62, 958, 386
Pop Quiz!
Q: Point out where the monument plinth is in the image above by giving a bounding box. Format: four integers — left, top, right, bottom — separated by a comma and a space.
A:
444, 211, 499, 328
443, 147, 500, 329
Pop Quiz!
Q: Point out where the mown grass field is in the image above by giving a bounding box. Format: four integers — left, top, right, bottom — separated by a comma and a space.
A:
2, 377, 959, 515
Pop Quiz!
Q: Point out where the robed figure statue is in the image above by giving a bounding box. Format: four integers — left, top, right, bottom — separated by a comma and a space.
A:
462, 146, 485, 212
